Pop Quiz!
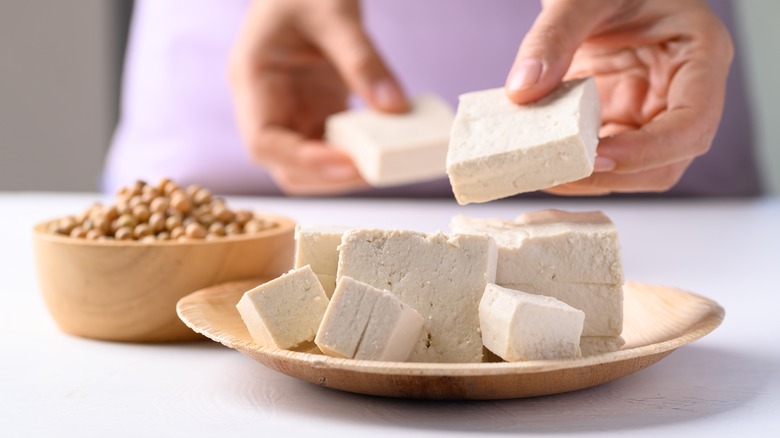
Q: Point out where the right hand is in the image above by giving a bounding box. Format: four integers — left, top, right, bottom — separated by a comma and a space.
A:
504, 0, 733, 195
229, 0, 408, 195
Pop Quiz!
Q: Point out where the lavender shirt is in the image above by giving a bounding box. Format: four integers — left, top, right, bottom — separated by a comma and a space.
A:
103, 0, 762, 197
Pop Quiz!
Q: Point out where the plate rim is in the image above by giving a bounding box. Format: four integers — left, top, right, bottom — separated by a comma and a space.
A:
176, 280, 725, 378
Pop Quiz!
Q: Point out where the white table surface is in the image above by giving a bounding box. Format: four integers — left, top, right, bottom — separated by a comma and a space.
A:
2, 192, 779, 437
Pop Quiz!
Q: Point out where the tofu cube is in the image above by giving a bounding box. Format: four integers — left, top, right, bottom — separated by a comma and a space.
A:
315, 276, 424, 361
450, 210, 623, 285
294, 224, 351, 297
315, 274, 337, 298
325, 95, 454, 187
337, 229, 497, 363
500, 282, 622, 336
580, 336, 625, 356
236, 265, 329, 350
479, 284, 585, 361
446, 77, 601, 204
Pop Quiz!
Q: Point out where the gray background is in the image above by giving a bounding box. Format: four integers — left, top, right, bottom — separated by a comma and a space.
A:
1, 0, 777, 194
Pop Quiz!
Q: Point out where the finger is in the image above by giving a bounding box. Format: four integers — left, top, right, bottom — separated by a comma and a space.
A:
243, 132, 367, 196
314, 12, 409, 113
230, 65, 338, 168
506, 0, 621, 103
246, 127, 366, 186
599, 16, 733, 173
597, 63, 726, 173
599, 121, 638, 138
230, 60, 365, 194
550, 158, 693, 194
273, 148, 368, 195
544, 185, 612, 196
274, 170, 368, 196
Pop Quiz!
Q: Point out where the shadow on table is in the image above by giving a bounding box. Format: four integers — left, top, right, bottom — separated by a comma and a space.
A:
231, 344, 776, 434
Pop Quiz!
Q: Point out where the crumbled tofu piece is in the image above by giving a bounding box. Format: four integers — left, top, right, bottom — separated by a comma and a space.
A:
236, 265, 329, 350
450, 209, 623, 284
580, 336, 625, 356
294, 225, 351, 297
501, 282, 623, 336
337, 229, 497, 363
325, 95, 454, 187
315, 276, 424, 361
446, 77, 601, 204
479, 284, 584, 361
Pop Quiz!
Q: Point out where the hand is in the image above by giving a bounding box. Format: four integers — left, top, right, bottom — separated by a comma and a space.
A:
505, 0, 733, 195
229, 0, 408, 195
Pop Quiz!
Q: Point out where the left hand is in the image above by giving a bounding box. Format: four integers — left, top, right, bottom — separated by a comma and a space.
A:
228, 0, 408, 195
505, 0, 734, 195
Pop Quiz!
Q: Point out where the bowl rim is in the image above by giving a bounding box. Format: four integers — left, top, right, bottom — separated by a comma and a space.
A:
33, 213, 296, 247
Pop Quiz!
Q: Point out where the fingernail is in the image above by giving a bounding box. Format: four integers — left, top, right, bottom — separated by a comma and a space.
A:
372, 79, 407, 112
507, 59, 543, 92
322, 164, 360, 181
594, 156, 616, 172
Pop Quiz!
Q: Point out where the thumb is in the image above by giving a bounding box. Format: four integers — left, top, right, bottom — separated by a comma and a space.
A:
317, 18, 409, 113
505, 0, 618, 104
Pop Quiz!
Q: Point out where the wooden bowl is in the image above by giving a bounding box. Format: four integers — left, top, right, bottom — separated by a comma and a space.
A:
177, 280, 724, 400
33, 215, 295, 342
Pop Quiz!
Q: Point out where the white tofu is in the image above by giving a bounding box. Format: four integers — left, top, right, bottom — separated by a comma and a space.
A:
450, 209, 623, 284
580, 336, 625, 356
480, 284, 584, 361
235, 265, 329, 350
337, 229, 497, 363
315, 276, 424, 361
325, 95, 454, 187
315, 274, 337, 298
446, 77, 601, 204
500, 282, 623, 336
295, 225, 351, 297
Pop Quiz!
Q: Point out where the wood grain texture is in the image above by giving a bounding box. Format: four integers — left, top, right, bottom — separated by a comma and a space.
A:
33, 215, 295, 342
177, 280, 724, 399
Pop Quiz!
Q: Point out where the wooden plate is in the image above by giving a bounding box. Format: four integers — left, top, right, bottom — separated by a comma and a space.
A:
176, 280, 724, 400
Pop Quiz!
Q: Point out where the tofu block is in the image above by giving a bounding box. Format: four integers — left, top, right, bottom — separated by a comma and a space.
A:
236, 265, 329, 350
480, 284, 584, 361
337, 229, 497, 363
580, 336, 625, 356
446, 77, 601, 204
500, 282, 622, 336
450, 209, 623, 284
294, 225, 352, 297
315, 276, 424, 361
325, 95, 454, 187
316, 274, 337, 298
